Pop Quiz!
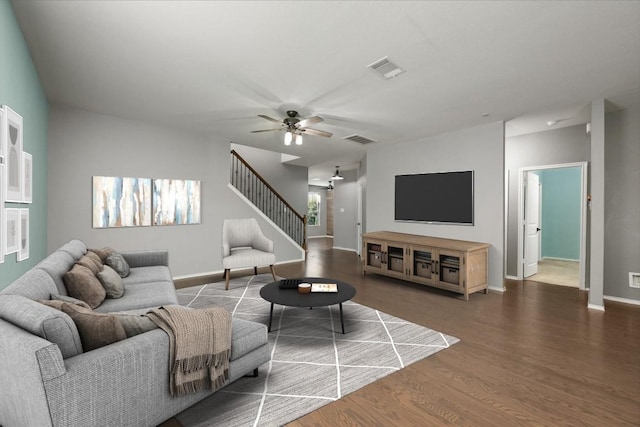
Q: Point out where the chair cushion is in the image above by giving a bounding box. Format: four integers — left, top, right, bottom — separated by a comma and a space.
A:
222, 248, 276, 270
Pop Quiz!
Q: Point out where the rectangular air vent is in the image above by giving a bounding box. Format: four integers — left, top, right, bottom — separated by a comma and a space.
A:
367, 56, 405, 79
344, 134, 376, 145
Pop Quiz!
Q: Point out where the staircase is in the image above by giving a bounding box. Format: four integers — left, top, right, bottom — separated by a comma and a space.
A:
230, 150, 307, 250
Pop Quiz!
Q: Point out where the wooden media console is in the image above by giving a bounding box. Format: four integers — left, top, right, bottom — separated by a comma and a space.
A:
362, 231, 489, 300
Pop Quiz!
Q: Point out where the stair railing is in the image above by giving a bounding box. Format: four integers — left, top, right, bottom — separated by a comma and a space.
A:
230, 150, 307, 250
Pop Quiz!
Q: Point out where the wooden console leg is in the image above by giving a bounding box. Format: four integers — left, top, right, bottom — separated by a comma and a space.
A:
224, 269, 230, 290
254, 266, 258, 275
270, 265, 277, 281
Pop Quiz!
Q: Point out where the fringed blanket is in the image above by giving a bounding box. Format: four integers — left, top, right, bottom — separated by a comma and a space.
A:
146, 305, 232, 396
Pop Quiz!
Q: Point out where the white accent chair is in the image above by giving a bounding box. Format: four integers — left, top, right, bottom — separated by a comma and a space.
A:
222, 218, 277, 290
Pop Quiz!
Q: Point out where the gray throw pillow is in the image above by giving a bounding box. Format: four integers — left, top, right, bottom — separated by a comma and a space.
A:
106, 253, 130, 278
60, 303, 127, 351
115, 314, 158, 337
63, 264, 107, 309
97, 265, 125, 298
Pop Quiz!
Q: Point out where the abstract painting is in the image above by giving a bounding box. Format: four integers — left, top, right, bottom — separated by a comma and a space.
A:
152, 179, 201, 225
17, 209, 29, 261
3, 106, 23, 203
92, 176, 152, 228
5, 208, 19, 255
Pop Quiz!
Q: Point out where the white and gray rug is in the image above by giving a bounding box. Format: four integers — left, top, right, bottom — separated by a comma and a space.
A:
174, 274, 459, 427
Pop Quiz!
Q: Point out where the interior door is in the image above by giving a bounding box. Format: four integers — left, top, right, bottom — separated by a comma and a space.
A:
524, 172, 540, 277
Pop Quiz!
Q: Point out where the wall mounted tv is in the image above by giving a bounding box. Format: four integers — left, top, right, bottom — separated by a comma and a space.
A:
395, 170, 474, 225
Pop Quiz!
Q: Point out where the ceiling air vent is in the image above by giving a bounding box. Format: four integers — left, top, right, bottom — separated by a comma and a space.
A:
367, 56, 405, 79
344, 134, 376, 145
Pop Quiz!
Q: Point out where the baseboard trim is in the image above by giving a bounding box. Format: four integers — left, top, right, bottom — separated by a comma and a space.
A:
603, 295, 640, 306
505, 275, 519, 281
587, 303, 605, 311
333, 246, 358, 253
172, 259, 304, 289
541, 257, 580, 262
308, 235, 334, 239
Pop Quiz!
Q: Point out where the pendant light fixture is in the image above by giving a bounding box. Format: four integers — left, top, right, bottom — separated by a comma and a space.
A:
327, 181, 334, 190
332, 166, 344, 180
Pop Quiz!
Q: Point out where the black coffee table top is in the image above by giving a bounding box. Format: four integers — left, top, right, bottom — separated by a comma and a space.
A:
260, 277, 356, 308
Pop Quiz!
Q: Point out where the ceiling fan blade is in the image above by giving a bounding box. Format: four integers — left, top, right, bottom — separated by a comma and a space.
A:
296, 116, 323, 128
250, 128, 282, 133
301, 128, 333, 138
257, 114, 283, 124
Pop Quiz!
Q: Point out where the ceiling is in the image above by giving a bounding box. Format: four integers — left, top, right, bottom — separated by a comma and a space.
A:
11, 1, 640, 184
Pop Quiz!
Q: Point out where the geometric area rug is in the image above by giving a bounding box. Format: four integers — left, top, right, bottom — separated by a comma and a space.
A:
174, 274, 459, 426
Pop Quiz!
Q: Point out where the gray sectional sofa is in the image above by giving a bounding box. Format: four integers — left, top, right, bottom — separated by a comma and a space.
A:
0, 239, 271, 427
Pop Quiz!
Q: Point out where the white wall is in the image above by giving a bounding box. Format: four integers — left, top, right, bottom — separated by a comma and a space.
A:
366, 122, 505, 291
47, 106, 303, 278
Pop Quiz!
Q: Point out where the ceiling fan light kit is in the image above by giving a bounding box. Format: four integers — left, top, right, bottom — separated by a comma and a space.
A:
251, 110, 332, 146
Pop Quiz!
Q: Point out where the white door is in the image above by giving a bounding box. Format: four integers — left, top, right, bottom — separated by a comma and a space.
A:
524, 172, 541, 277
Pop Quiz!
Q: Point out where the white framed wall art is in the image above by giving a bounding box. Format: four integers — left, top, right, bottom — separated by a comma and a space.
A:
5, 208, 19, 255
17, 208, 29, 261
22, 152, 32, 203
2, 106, 23, 203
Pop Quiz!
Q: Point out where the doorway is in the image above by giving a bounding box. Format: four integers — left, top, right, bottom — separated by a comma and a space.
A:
326, 188, 334, 236
517, 162, 588, 289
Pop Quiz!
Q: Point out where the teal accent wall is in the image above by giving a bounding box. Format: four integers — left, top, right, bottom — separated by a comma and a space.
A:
0, 1, 49, 289
539, 167, 581, 260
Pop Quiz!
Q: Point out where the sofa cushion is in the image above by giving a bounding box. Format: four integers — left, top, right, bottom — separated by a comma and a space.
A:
75, 255, 102, 275
57, 239, 88, 259
123, 266, 173, 286
60, 303, 127, 352
230, 318, 268, 361
94, 281, 178, 313
97, 265, 125, 298
36, 251, 77, 296
106, 253, 130, 278
1, 268, 59, 301
0, 295, 83, 358
63, 264, 106, 309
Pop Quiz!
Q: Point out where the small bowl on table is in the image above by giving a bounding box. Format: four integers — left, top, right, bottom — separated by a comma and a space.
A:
298, 283, 311, 294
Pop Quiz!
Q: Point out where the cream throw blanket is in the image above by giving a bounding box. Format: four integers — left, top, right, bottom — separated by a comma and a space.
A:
146, 305, 232, 396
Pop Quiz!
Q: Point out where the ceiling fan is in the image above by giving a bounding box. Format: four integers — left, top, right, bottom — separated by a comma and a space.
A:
251, 110, 333, 145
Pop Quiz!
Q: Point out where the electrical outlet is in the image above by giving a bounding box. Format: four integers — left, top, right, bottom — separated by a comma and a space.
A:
630, 272, 640, 288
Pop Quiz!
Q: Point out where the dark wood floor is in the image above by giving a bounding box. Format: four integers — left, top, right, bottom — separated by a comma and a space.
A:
283, 238, 640, 427
168, 238, 640, 426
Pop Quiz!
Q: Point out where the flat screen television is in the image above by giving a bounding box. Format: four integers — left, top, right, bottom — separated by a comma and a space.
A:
394, 170, 474, 225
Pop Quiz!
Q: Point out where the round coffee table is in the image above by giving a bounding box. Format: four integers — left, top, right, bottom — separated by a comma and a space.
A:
260, 277, 356, 334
